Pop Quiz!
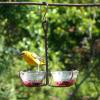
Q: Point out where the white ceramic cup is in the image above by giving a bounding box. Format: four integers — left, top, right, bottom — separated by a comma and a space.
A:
51, 70, 79, 82
19, 71, 45, 82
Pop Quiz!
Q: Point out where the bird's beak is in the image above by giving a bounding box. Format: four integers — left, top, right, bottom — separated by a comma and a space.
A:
16, 51, 23, 57
20, 52, 25, 57
20, 53, 23, 56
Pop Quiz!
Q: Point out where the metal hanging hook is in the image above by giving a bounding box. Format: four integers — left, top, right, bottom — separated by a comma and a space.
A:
42, 2, 48, 21
42, 2, 48, 33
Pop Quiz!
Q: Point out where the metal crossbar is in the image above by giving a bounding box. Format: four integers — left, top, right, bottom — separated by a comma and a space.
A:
0, 2, 100, 7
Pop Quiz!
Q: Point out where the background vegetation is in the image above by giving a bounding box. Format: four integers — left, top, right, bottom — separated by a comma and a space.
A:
0, 0, 100, 100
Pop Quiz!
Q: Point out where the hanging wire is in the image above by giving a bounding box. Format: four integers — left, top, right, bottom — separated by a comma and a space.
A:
42, 2, 48, 21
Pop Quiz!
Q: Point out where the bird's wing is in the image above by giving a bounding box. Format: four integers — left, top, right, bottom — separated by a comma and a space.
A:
32, 52, 43, 61
32, 52, 45, 65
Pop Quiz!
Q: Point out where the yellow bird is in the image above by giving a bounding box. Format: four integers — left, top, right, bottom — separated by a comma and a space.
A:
20, 51, 45, 67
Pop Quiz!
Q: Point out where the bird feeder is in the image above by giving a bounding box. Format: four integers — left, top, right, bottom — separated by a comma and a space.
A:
18, 2, 79, 87
19, 70, 46, 87
49, 70, 79, 87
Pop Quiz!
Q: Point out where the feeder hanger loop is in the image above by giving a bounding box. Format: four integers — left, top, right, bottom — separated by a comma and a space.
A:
42, 2, 49, 85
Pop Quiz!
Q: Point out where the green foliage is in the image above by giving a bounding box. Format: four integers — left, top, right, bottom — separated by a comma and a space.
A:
0, 0, 100, 100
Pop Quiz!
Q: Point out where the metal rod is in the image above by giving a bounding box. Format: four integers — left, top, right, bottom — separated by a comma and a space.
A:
42, 20, 49, 85
0, 2, 100, 7
45, 27, 49, 85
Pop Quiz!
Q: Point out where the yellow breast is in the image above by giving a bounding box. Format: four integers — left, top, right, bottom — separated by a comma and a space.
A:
23, 53, 37, 65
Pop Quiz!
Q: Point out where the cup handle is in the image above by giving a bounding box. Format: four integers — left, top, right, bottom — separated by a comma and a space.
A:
19, 71, 24, 77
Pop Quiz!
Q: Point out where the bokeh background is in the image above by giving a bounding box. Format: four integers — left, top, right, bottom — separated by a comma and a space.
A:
0, 0, 100, 100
